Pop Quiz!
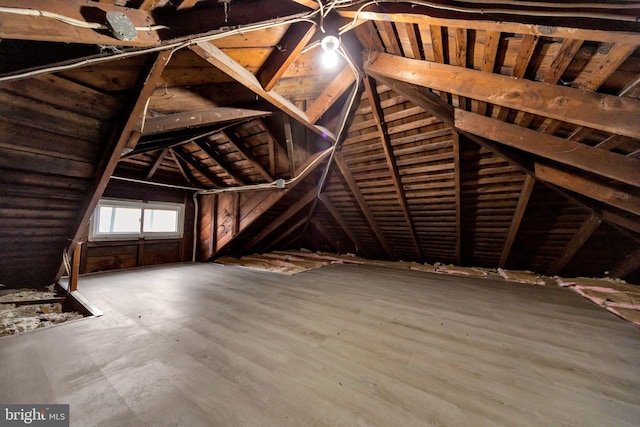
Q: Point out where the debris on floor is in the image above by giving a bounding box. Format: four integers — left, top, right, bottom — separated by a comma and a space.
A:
498, 268, 547, 285
0, 287, 84, 337
556, 277, 640, 326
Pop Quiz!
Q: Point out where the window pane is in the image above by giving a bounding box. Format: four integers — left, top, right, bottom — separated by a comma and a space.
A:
143, 209, 178, 233
98, 206, 141, 233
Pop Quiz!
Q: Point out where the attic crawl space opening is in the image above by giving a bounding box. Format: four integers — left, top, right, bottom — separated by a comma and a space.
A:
0, 0, 639, 288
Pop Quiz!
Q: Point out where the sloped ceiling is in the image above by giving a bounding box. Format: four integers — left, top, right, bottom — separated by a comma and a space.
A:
0, 0, 639, 286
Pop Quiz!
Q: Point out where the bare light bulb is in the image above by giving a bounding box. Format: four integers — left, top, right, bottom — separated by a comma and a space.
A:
320, 35, 340, 69
322, 50, 339, 68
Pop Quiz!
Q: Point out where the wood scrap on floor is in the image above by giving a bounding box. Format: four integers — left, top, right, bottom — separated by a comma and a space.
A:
555, 277, 640, 326
498, 268, 547, 285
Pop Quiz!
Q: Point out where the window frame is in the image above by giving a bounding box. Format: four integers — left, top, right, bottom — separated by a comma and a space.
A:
89, 198, 185, 242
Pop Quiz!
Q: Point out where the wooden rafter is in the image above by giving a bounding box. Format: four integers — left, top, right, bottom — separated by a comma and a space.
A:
542, 42, 637, 135
170, 149, 200, 187
305, 66, 356, 124
498, 175, 535, 268
476, 30, 500, 116
213, 147, 333, 254
534, 163, 640, 217
335, 153, 393, 258
403, 22, 423, 59
429, 25, 449, 103
221, 130, 274, 182
366, 51, 640, 139
548, 214, 602, 276
318, 193, 365, 253
338, 7, 640, 44
494, 34, 539, 121
139, 108, 273, 136
0, 0, 160, 47
454, 28, 468, 111
189, 42, 336, 142
283, 116, 296, 178
257, 22, 316, 92
59, 51, 172, 281
455, 110, 640, 189
379, 21, 403, 56
236, 187, 317, 255
195, 140, 246, 186
365, 76, 422, 259
172, 146, 226, 188
373, 73, 640, 239
138, 0, 163, 11
145, 147, 169, 179
518, 38, 583, 127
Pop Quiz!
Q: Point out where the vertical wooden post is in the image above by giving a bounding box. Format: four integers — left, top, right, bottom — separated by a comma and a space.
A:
69, 242, 82, 292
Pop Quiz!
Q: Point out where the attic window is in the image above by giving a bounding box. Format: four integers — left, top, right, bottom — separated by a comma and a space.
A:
89, 199, 184, 241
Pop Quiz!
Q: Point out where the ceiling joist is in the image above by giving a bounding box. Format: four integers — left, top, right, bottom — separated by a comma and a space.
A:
138, 108, 273, 136
366, 51, 640, 140
455, 110, 640, 189
189, 42, 336, 143
338, 7, 640, 44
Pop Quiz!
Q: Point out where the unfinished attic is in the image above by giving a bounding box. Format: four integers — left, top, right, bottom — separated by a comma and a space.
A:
1, 0, 640, 425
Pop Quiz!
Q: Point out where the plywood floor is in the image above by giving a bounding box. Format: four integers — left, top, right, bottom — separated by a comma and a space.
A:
1, 263, 639, 426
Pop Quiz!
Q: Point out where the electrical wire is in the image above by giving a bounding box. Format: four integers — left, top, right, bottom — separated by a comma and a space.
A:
344, 0, 640, 27
0, 6, 170, 31
0, 11, 320, 83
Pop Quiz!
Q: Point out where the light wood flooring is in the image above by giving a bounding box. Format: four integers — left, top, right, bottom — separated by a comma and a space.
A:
1, 263, 639, 426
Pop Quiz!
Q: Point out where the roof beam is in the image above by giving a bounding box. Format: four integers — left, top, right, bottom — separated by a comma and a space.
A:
257, 22, 316, 92
365, 51, 640, 139
139, 108, 272, 136
534, 162, 640, 217
318, 193, 366, 254
221, 131, 273, 182
0, 0, 160, 47
195, 140, 246, 186
213, 147, 333, 255
170, 149, 201, 188
237, 187, 317, 255
498, 175, 535, 268
61, 51, 172, 278
494, 34, 539, 121
338, 7, 640, 45
548, 214, 602, 276
365, 76, 422, 260
335, 153, 393, 259
145, 147, 169, 179
305, 66, 356, 124
172, 146, 225, 188
455, 110, 640, 189
364, 59, 640, 238
480, 32, 500, 75
541, 42, 637, 135
189, 42, 335, 142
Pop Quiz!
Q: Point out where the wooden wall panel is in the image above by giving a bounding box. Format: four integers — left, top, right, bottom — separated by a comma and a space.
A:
0, 74, 121, 287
